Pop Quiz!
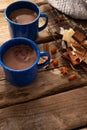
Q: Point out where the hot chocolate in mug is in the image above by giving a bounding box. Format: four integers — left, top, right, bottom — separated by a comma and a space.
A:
4, 1, 48, 41
0, 37, 50, 86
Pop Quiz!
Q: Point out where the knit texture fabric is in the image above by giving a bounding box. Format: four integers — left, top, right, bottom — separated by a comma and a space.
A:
46, 0, 87, 19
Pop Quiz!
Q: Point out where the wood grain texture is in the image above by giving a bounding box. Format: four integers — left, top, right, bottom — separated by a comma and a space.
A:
0, 68, 87, 108
0, 13, 10, 45
0, 0, 46, 11
0, 86, 87, 130
0, 0, 16, 11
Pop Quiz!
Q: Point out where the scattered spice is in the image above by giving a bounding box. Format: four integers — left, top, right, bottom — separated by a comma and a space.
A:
60, 66, 69, 74
51, 47, 57, 55
52, 59, 58, 67
68, 73, 77, 81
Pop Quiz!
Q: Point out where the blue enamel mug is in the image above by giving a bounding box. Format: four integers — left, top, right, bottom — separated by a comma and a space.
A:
4, 1, 48, 41
0, 37, 50, 86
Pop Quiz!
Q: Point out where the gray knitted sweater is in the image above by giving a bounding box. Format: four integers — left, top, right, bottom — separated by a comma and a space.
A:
47, 0, 87, 19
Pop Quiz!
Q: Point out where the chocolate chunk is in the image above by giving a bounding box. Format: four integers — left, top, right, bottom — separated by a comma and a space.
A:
71, 42, 86, 57
72, 30, 86, 43
65, 48, 84, 65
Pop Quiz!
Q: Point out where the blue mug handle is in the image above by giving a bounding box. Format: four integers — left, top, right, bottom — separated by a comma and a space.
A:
38, 52, 50, 69
38, 13, 48, 32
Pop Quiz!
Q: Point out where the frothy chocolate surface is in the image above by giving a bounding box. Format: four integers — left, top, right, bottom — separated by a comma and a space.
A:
9, 8, 37, 24
3, 44, 36, 70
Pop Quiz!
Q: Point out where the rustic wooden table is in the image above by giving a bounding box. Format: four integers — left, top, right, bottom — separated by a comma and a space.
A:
0, 0, 87, 130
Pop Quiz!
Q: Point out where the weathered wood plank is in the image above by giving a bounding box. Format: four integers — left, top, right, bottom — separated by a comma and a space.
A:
0, 39, 87, 108
0, 86, 87, 130
0, 38, 87, 108
0, 0, 46, 11
0, 0, 16, 11
0, 66, 87, 108
0, 13, 10, 45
